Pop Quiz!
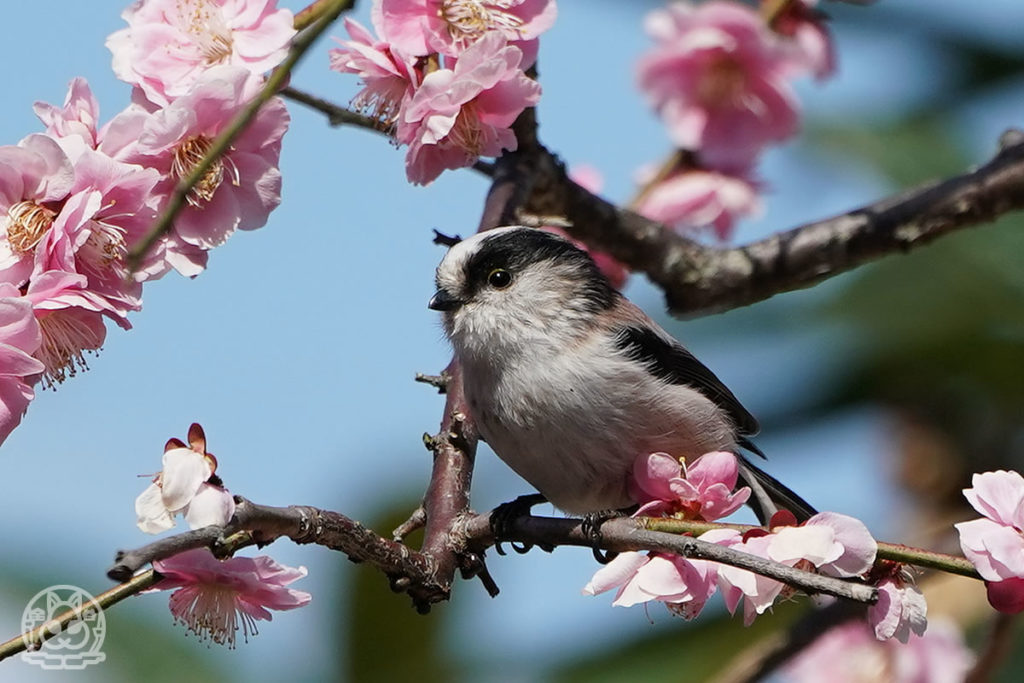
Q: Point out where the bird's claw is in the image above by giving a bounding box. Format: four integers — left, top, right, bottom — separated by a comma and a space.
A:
581, 510, 623, 564
489, 493, 547, 556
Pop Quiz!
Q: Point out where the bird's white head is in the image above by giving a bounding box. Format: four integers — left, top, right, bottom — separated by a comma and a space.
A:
429, 226, 619, 359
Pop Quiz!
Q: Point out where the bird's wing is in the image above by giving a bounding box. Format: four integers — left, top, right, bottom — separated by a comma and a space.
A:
611, 325, 760, 436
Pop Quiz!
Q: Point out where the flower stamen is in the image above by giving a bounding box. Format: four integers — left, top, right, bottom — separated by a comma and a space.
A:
6, 201, 57, 253
446, 103, 483, 156
440, 0, 524, 46
176, 0, 235, 65
79, 220, 129, 279
35, 311, 102, 388
169, 584, 259, 648
172, 136, 230, 206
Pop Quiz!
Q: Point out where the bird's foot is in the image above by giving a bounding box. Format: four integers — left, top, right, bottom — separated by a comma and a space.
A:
489, 493, 549, 556
581, 509, 630, 564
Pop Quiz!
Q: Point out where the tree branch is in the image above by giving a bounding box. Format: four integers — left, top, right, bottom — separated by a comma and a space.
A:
459, 514, 878, 604
109, 498, 440, 595
404, 104, 546, 610
644, 518, 981, 580
0, 571, 159, 662
280, 86, 384, 131
542, 129, 1024, 316
23, 488, 1009, 661
103, 504, 879, 612
414, 368, 481, 611
294, 31, 1024, 319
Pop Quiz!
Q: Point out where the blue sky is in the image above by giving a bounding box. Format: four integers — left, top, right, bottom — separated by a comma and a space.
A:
0, 1, 1021, 680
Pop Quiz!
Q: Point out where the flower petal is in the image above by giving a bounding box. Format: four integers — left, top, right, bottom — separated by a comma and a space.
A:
183, 483, 235, 529
160, 447, 212, 511
136, 482, 175, 534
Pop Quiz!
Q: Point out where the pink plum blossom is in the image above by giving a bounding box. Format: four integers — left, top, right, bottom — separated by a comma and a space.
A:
954, 470, 1024, 612
0, 132, 159, 329
107, 0, 296, 107
781, 618, 974, 683
716, 512, 876, 624
802, 511, 877, 578
868, 577, 928, 643
584, 505, 877, 626
328, 18, 420, 129
635, 168, 761, 241
0, 135, 75, 287
377, 0, 557, 57
0, 285, 45, 445
582, 547, 719, 619
20, 271, 108, 388
630, 451, 751, 521
397, 33, 541, 184
637, 1, 799, 168
713, 529, 787, 624
152, 548, 311, 647
136, 424, 235, 533
123, 66, 288, 268
34, 78, 102, 150
34, 149, 161, 328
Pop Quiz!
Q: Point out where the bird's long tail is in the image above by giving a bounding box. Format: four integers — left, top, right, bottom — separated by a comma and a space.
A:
736, 453, 817, 524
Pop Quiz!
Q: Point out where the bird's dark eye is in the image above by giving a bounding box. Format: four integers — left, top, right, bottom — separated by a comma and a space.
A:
488, 268, 512, 289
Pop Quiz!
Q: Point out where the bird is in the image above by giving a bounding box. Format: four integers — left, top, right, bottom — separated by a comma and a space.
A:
428, 225, 815, 524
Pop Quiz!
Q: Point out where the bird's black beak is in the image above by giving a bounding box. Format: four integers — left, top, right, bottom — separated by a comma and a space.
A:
428, 289, 463, 311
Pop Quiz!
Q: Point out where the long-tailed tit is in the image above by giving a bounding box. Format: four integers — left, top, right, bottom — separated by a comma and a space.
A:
429, 226, 814, 522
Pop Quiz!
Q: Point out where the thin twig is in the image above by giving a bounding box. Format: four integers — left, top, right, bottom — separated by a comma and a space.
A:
461, 514, 878, 604
393, 505, 427, 541
414, 372, 449, 393
0, 571, 159, 662
294, 0, 349, 31
644, 518, 982, 580
280, 86, 383, 132
627, 148, 689, 210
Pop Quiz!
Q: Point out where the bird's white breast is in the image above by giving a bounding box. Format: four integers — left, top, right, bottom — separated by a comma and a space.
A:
460, 333, 737, 514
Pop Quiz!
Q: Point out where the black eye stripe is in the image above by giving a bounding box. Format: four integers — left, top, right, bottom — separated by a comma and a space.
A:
461, 228, 618, 310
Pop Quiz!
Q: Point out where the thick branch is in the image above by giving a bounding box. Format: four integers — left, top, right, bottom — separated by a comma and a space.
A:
109, 498, 439, 595
415, 365, 479, 611
545, 130, 1024, 315
408, 106, 545, 610
110, 504, 877, 606
98, 503, 901, 635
